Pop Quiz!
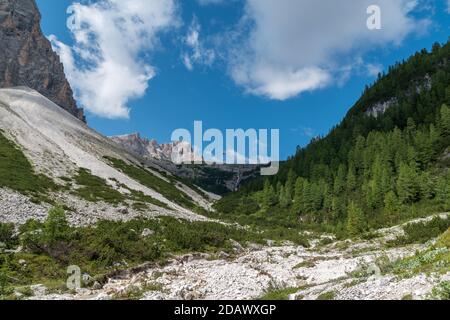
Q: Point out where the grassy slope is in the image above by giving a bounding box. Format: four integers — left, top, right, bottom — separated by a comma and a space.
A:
0, 131, 56, 195
72, 168, 169, 209
0, 132, 171, 210
105, 157, 199, 211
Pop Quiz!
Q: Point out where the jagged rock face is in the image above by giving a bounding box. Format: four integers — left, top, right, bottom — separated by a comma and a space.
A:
0, 0, 85, 122
111, 133, 154, 159
365, 98, 397, 118
364, 75, 433, 119
110, 133, 201, 162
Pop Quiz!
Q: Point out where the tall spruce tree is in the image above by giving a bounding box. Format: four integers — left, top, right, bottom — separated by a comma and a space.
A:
292, 177, 305, 215
346, 202, 365, 237
262, 180, 277, 211
397, 163, 419, 204
285, 169, 297, 201
383, 191, 399, 224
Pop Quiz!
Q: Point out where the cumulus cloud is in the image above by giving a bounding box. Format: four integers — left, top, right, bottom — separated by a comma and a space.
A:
366, 63, 384, 77
182, 17, 216, 71
227, 0, 429, 100
50, 0, 179, 119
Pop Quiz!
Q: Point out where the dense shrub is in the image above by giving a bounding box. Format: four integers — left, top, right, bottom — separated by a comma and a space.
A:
391, 228, 450, 280
0, 271, 9, 296
0, 223, 15, 246
431, 281, 450, 300
438, 228, 450, 248
393, 216, 450, 245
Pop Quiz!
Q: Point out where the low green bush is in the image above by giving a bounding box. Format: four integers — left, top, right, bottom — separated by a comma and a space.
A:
430, 281, 450, 300
0, 223, 15, 247
392, 229, 450, 278
391, 216, 450, 245
317, 291, 335, 300
259, 287, 299, 300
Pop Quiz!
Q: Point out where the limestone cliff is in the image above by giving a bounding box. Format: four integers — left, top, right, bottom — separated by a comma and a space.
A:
0, 0, 85, 121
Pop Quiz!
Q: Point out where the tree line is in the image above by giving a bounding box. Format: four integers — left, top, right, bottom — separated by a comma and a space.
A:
214, 41, 450, 237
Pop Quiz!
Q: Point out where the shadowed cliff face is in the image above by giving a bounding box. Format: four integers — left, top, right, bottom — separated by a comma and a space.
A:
0, 0, 85, 122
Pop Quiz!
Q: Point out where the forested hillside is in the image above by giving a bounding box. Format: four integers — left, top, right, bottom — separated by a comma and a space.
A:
214, 41, 450, 237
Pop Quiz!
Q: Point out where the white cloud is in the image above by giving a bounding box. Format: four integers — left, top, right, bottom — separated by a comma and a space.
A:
182, 17, 216, 71
366, 63, 384, 77
50, 0, 179, 119
447, 0, 450, 13
231, 64, 330, 100
227, 0, 429, 100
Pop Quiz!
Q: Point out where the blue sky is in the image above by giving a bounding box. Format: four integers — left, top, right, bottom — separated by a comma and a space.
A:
36, 0, 449, 160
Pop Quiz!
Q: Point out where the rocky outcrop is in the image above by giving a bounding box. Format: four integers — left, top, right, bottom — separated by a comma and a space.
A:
0, 0, 85, 122
365, 98, 397, 118
110, 133, 202, 162
365, 75, 433, 119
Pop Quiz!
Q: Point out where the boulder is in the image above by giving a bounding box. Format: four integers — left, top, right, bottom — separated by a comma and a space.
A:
141, 228, 155, 238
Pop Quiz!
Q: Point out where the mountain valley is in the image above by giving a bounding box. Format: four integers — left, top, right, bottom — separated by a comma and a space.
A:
0, 0, 449, 302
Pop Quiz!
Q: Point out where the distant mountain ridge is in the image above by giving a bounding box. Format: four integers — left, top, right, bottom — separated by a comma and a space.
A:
110, 133, 202, 163
0, 0, 85, 122
110, 133, 261, 195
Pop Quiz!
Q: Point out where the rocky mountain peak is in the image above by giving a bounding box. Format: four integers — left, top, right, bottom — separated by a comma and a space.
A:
110, 133, 199, 162
0, 0, 85, 122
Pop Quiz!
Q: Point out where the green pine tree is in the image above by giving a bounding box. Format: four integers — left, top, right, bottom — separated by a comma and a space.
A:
383, 191, 399, 224
292, 177, 305, 215
397, 163, 419, 204
331, 196, 346, 222
279, 185, 291, 208
333, 165, 347, 195
44, 205, 70, 245
302, 180, 315, 214
439, 104, 450, 138
346, 163, 357, 192
346, 202, 365, 237
285, 169, 297, 201
262, 180, 277, 210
